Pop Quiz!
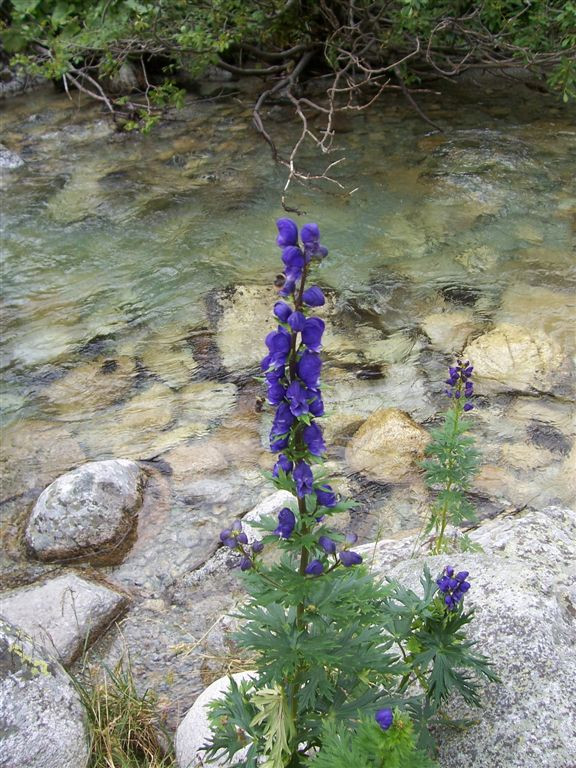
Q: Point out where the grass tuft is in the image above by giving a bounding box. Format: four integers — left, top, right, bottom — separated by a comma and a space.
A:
72, 657, 176, 768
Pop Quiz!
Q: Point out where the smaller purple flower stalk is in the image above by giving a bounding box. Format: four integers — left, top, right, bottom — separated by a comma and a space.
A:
375, 708, 394, 731
436, 566, 471, 610
445, 359, 475, 411
219, 520, 248, 549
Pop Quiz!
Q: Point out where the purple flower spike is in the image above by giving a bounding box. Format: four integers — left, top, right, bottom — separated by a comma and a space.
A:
294, 461, 314, 496
339, 550, 363, 567
305, 559, 324, 576
302, 286, 325, 307
303, 422, 325, 456
302, 317, 325, 351
375, 708, 394, 731
436, 565, 471, 609
319, 535, 336, 554
274, 301, 293, 323
276, 218, 298, 248
275, 507, 296, 539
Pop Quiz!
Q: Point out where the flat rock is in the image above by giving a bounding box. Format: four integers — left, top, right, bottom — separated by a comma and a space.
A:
0, 618, 89, 768
345, 407, 430, 483
463, 323, 568, 395
0, 572, 129, 665
25, 459, 145, 561
420, 309, 477, 353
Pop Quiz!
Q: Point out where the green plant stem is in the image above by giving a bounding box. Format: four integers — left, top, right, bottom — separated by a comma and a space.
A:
432, 398, 463, 555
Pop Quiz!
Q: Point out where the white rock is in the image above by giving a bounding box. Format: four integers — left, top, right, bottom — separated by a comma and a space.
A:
175, 671, 256, 768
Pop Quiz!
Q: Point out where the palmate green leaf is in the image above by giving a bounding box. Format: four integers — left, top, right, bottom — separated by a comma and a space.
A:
250, 683, 296, 768
205, 676, 261, 768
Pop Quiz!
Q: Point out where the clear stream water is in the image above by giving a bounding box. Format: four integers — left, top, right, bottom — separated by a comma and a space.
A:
0, 77, 574, 719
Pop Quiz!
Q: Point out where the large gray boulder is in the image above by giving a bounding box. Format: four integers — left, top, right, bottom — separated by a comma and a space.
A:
0, 618, 89, 768
25, 459, 146, 561
368, 506, 576, 768
1, 573, 129, 665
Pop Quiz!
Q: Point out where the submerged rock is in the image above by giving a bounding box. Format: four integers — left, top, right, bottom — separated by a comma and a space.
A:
0, 143, 24, 169
25, 459, 146, 561
345, 408, 430, 483
464, 323, 568, 395
0, 573, 128, 665
0, 618, 89, 768
214, 285, 278, 373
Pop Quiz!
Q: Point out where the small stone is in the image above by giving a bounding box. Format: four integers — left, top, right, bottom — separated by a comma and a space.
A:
0, 143, 24, 169
345, 408, 430, 483
25, 459, 145, 561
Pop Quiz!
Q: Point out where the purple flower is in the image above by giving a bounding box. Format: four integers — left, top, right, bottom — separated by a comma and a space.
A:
339, 550, 362, 567
302, 286, 325, 307
273, 454, 293, 477
276, 218, 298, 248
288, 311, 306, 332
308, 390, 324, 417
240, 556, 253, 571
375, 708, 393, 731
297, 351, 322, 389
301, 223, 328, 261
267, 379, 286, 405
302, 317, 325, 351
220, 520, 247, 548
265, 327, 291, 365
275, 507, 296, 538
303, 422, 325, 456
282, 246, 306, 281
278, 278, 296, 297
315, 485, 337, 507
436, 565, 471, 609
294, 461, 314, 496
318, 535, 336, 554
251, 540, 264, 554
270, 433, 289, 451
286, 381, 310, 417
271, 401, 296, 435
463, 403, 474, 412
274, 301, 293, 323
305, 559, 324, 576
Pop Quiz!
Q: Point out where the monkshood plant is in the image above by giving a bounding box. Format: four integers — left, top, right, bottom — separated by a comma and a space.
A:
204, 220, 497, 768
421, 361, 481, 554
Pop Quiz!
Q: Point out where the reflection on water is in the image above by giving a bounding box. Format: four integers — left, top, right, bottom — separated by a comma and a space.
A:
1, 82, 575, 594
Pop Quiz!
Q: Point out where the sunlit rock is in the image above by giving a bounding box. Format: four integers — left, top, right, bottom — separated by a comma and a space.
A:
345, 407, 430, 483
464, 323, 568, 395
25, 459, 145, 561
421, 309, 477, 353
496, 284, 576, 355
